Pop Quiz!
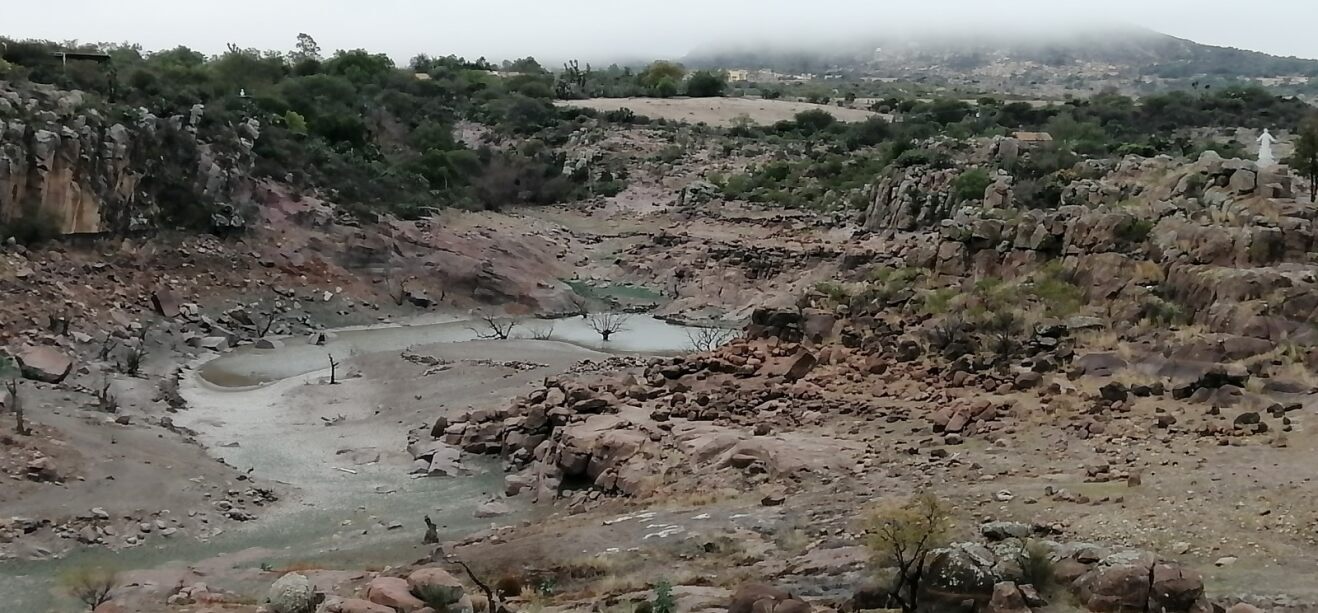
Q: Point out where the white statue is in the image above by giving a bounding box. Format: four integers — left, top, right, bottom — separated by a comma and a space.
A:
1258, 129, 1278, 168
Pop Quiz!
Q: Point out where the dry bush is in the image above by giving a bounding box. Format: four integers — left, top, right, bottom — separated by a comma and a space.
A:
496, 575, 524, 598
527, 322, 555, 340
685, 326, 737, 352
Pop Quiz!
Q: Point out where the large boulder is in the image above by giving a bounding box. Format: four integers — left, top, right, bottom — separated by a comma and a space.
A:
1149, 563, 1206, 612
268, 572, 319, 613
151, 287, 182, 318
986, 582, 1030, 613
15, 346, 73, 383
1074, 563, 1150, 613
778, 351, 817, 382
365, 577, 426, 613
729, 584, 795, 613
406, 567, 465, 609
921, 544, 999, 610
1071, 557, 1203, 613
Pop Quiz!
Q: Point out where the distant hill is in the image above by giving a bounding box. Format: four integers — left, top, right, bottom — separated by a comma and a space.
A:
686, 26, 1318, 80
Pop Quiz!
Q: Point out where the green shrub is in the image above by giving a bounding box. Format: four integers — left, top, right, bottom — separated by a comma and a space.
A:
685, 71, 727, 97
952, 168, 992, 203
920, 288, 956, 315
652, 580, 675, 613
1140, 296, 1185, 325
1028, 263, 1085, 318
1018, 540, 1056, 593
1116, 218, 1155, 244
814, 281, 853, 306
794, 109, 837, 134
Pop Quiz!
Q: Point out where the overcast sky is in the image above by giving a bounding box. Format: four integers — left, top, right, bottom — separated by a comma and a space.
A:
6, 0, 1317, 63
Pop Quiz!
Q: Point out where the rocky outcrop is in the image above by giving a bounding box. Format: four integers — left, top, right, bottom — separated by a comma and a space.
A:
916, 541, 1206, 613
0, 81, 258, 236
435, 331, 869, 508
863, 166, 960, 232
729, 583, 811, 613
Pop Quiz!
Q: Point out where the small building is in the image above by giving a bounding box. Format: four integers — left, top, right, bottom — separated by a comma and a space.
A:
725, 69, 751, 82
1013, 131, 1054, 144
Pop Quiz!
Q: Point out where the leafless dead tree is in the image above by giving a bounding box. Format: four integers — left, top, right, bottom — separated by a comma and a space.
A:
327, 353, 340, 384
527, 321, 555, 340
569, 293, 590, 318
257, 311, 279, 337
450, 556, 510, 613
587, 312, 631, 342
6, 379, 27, 436
97, 335, 119, 361
685, 326, 737, 352
387, 274, 409, 306
95, 378, 118, 413
117, 328, 148, 376
470, 312, 516, 340
48, 313, 70, 336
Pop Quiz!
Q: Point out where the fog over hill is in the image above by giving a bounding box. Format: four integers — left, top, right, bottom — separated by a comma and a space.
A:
685, 24, 1318, 78
4, 0, 1318, 65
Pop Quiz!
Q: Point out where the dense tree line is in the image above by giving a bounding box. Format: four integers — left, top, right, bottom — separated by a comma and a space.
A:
0, 36, 604, 218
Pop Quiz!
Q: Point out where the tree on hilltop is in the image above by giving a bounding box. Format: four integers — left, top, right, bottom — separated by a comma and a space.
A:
1290, 118, 1318, 202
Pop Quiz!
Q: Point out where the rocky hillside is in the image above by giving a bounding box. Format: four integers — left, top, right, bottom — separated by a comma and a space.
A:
861, 140, 1318, 347
689, 26, 1318, 80
0, 81, 257, 238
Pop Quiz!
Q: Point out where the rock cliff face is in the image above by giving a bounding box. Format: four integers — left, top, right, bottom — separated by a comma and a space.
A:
0, 82, 257, 236
863, 166, 960, 232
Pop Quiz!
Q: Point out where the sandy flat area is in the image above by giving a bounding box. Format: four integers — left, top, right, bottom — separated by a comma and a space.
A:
557, 97, 883, 127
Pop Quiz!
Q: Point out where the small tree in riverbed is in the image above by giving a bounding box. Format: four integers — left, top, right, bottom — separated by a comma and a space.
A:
685, 326, 736, 352
5, 379, 28, 436
61, 565, 119, 610
587, 312, 630, 341
865, 493, 952, 613
471, 312, 516, 340
327, 353, 340, 384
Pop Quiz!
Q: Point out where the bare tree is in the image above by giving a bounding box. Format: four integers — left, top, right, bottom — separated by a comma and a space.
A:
470, 312, 516, 340
5, 379, 28, 436
327, 353, 340, 385
587, 312, 631, 342
685, 326, 736, 352
450, 556, 511, 613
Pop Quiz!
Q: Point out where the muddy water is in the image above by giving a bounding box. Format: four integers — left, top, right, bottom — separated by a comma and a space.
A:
3, 314, 715, 611
199, 314, 707, 387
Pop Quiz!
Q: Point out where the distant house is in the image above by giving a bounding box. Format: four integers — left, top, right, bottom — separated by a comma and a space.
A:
725, 69, 751, 82
1013, 131, 1054, 144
